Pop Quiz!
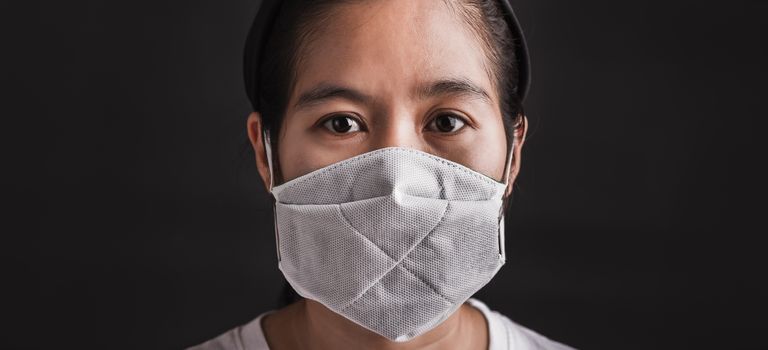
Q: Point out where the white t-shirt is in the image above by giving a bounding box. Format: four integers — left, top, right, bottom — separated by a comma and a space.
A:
187, 298, 575, 350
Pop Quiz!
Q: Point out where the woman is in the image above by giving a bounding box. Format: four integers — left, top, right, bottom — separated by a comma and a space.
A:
190, 0, 574, 349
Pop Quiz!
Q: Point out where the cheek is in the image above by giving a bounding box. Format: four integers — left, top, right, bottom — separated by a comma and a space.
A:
276, 135, 317, 184
276, 120, 363, 183
453, 121, 508, 182
470, 121, 508, 182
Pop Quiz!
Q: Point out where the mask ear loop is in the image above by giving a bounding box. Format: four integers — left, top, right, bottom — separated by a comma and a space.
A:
501, 137, 515, 186
498, 139, 515, 259
263, 129, 275, 192
263, 129, 281, 261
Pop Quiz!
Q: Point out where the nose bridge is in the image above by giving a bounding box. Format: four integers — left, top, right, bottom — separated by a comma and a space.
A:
372, 104, 422, 151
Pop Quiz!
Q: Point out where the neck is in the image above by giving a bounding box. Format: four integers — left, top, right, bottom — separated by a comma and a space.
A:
264, 298, 488, 350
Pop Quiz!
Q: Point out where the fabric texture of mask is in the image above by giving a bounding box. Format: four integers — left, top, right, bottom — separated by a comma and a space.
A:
267, 145, 510, 342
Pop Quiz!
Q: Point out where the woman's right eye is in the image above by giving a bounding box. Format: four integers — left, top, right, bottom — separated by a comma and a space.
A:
322, 114, 362, 134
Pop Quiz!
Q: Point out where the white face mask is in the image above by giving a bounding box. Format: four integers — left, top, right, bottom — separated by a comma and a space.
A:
263, 132, 512, 342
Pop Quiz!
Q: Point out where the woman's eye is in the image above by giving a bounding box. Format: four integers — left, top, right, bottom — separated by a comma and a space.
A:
428, 113, 467, 133
322, 114, 362, 134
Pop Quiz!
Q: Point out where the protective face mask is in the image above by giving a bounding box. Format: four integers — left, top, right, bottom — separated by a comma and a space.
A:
263, 132, 512, 342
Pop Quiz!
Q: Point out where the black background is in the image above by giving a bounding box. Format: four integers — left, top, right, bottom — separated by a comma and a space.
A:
2, 0, 767, 349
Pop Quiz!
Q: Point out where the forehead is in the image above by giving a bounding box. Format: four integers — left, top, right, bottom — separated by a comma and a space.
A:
291, 0, 496, 105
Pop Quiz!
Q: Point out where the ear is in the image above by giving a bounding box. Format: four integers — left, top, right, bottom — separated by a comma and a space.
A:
246, 111, 273, 193
504, 115, 529, 197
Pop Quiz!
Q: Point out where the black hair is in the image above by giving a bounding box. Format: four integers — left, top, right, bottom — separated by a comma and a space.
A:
243, 0, 527, 308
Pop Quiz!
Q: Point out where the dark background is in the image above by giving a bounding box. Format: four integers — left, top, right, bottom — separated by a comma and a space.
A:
2, 0, 766, 349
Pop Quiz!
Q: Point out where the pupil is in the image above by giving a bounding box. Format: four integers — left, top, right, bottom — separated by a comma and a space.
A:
332, 117, 352, 133
436, 115, 456, 132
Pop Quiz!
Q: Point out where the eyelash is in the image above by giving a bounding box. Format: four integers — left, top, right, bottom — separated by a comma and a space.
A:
318, 113, 366, 134
425, 112, 471, 134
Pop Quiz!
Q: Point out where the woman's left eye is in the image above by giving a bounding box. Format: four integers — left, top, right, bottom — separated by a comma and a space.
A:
427, 113, 467, 133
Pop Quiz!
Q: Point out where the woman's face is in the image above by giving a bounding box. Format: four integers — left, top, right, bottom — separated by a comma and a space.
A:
249, 0, 525, 189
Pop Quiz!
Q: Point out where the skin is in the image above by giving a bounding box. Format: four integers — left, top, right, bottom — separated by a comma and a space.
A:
246, 0, 528, 349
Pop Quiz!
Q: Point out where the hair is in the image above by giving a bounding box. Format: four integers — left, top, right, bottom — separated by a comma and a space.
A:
243, 0, 526, 308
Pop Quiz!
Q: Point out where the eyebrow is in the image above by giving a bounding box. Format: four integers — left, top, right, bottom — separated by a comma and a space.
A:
295, 82, 374, 109
415, 78, 493, 104
293, 78, 493, 109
